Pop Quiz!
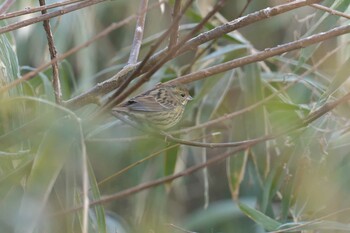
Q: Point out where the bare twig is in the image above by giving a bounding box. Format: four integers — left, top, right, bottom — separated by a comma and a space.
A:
128, 0, 149, 65
65, 0, 321, 108
100, 0, 193, 106
100, 0, 226, 115
171, 42, 346, 135
91, 0, 194, 117
0, 2, 163, 96
123, 0, 193, 78
130, 0, 226, 86
95, 133, 215, 188
174, 0, 320, 54
112, 87, 350, 188
129, 0, 190, 77
95, 132, 221, 189
95, 0, 163, 114
111, 111, 270, 148
163, 130, 271, 147
58, 84, 350, 213
97, 143, 180, 187
168, 0, 182, 49
166, 23, 350, 85
0, 0, 84, 20
0, 0, 108, 35
0, 0, 15, 14
57, 139, 261, 215
107, 45, 345, 150
238, 0, 252, 18
311, 3, 350, 20
39, 0, 62, 104
182, 39, 216, 74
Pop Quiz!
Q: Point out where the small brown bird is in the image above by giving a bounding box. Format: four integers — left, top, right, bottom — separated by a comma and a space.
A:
111, 84, 192, 130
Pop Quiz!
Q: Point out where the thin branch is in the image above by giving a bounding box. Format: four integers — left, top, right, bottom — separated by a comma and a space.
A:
171, 42, 345, 135
99, 0, 226, 115
0, 0, 15, 14
97, 143, 180, 187
111, 111, 270, 148
311, 3, 350, 20
65, 0, 321, 108
126, 0, 190, 79
95, 133, 213, 188
0, 0, 161, 106
237, 0, 252, 18
0, 0, 108, 35
26, 88, 350, 226
0, 2, 163, 96
83, 0, 194, 122
182, 39, 216, 74
39, 0, 62, 104
174, 0, 320, 54
57, 139, 261, 215
0, 0, 84, 20
97, 0, 194, 113
166, 23, 350, 85
124, 0, 193, 77
128, 0, 149, 65
126, 0, 225, 89
103, 53, 338, 148
58, 86, 350, 213
168, 0, 181, 49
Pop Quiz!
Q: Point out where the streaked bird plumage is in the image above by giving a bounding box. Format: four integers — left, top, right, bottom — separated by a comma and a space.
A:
111, 84, 192, 130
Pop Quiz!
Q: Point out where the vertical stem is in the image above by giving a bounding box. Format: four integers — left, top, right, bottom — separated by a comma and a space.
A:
128, 0, 149, 65
168, 0, 181, 49
39, 0, 62, 104
79, 120, 89, 233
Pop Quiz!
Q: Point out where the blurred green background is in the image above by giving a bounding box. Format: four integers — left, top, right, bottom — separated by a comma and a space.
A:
1, 0, 350, 232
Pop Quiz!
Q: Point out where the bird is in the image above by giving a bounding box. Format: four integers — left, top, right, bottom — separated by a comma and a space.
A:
111, 84, 192, 130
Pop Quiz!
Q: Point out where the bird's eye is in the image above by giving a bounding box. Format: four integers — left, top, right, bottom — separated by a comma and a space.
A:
180, 93, 186, 97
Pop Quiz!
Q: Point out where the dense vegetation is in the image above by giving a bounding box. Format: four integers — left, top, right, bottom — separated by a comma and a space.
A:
1, 0, 350, 232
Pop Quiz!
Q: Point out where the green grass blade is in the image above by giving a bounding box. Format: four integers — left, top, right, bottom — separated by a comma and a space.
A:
238, 202, 281, 231
14, 118, 77, 233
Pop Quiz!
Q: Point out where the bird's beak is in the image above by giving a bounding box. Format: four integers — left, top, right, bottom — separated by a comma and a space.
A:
187, 95, 193, 101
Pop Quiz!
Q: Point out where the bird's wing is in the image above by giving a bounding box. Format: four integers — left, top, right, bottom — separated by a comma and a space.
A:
121, 94, 173, 112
